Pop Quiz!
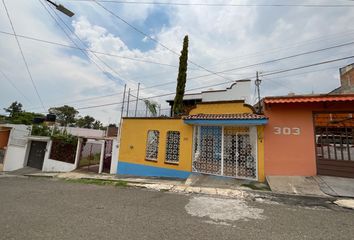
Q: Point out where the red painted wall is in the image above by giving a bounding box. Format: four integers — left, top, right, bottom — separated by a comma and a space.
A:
0, 130, 10, 149
264, 102, 354, 176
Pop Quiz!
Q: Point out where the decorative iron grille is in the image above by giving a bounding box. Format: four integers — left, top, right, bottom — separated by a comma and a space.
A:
236, 134, 256, 179
145, 130, 159, 160
192, 126, 222, 175
192, 126, 257, 180
165, 131, 180, 163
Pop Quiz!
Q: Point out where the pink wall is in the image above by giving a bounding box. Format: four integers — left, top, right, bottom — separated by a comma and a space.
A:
264, 104, 316, 176
264, 101, 354, 176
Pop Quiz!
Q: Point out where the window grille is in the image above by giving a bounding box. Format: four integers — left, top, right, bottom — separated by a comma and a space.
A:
165, 131, 180, 164
145, 130, 159, 160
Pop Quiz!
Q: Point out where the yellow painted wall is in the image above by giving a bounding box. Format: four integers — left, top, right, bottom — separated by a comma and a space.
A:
118, 102, 265, 182
119, 118, 193, 172
257, 126, 265, 182
189, 102, 254, 115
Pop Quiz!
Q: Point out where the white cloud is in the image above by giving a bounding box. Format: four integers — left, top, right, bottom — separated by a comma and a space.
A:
1, 0, 354, 123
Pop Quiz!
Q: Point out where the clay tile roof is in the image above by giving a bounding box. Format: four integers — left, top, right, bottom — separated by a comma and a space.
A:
184, 113, 268, 120
264, 94, 354, 104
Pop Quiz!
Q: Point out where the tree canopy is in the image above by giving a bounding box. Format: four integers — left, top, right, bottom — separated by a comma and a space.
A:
49, 105, 78, 127
3, 101, 107, 130
3, 101, 23, 118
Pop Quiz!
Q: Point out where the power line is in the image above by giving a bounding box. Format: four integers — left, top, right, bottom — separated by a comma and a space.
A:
40, 0, 130, 85
201, 40, 354, 75
93, 1, 233, 82
64, 55, 354, 110
2, 28, 353, 80
210, 29, 354, 68
76, 79, 240, 110
0, 30, 180, 68
2, 0, 46, 112
68, 0, 354, 7
0, 68, 32, 104
262, 64, 344, 82
261, 55, 354, 77
22, 34, 354, 111
25, 42, 354, 111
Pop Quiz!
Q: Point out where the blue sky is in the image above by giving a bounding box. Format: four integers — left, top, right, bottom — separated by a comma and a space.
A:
1, 0, 354, 123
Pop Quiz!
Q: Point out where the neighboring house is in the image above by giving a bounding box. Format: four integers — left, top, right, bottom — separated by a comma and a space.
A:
330, 63, 354, 94
118, 95, 268, 181
0, 124, 118, 174
166, 80, 251, 115
0, 126, 11, 171
263, 94, 354, 178
0, 124, 31, 171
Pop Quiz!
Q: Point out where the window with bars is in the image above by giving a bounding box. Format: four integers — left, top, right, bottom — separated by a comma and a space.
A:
165, 131, 180, 164
145, 130, 159, 161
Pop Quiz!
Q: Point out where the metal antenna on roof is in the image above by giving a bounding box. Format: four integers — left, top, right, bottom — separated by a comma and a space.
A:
126, 88, 131, 117
255, 71, 262, 114
134, 83, 140, 117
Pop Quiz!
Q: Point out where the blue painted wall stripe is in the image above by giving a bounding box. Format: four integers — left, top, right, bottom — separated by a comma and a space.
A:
184, 119, 268, 125
117, 161, 190, 179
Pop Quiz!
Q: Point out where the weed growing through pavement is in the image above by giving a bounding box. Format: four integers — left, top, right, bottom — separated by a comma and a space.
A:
65, 178, 128, 187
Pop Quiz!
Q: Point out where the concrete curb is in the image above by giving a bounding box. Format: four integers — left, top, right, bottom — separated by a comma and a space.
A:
2, 172, 340, 203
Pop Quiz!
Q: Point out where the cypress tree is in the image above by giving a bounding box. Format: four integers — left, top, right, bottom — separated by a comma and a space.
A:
173, 35, 189, 116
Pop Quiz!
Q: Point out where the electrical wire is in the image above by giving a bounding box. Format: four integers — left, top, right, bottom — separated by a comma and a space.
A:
76, 79, 240, 110
0, 30, 179, 68
199, 40, 354, 75
1, 29, 353, 82
39, 0, 130, 85
0, 68, 32, 104
2, 0, 46, 112
261, 55, 354, 77
93, 1, 234, 82
60, 55, 354, 110
68, 0, 354, 8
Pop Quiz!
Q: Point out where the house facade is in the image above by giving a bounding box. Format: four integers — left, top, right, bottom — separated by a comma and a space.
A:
263, 94, 354, 178
117, 100, 268, 181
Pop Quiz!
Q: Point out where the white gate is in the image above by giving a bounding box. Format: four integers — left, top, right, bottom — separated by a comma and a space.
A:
192, 126, 257, 180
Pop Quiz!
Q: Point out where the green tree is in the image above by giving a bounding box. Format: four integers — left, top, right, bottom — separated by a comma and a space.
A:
76, 115, 95, 129
49, 105, 78, 127
4, 101, 23, 117
10, 112, 43, 125
172, 35, 189, 116
144, 100, 157, 117
92, 120, 103, 130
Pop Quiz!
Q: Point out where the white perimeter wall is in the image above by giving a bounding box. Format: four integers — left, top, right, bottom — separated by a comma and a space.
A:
3, 145, 27, 171
42, 140, 77, 172
42, 159, 76, 172
110, 139, 119, 174
58, 127, 106, 138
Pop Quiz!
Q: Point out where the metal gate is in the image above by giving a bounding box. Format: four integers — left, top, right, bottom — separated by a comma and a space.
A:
314, 112, 354, 178
192, 126, 257, 180
27, 141, 47, 170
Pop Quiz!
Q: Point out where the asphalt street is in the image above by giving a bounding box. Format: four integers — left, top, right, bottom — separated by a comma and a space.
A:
0, 176, 353, 240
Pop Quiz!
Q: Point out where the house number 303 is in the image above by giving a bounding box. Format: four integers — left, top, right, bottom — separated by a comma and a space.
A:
273, 127, 301, 135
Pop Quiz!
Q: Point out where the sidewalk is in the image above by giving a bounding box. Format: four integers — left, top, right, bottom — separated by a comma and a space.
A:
4, 170, 353, 209
19, 171, 259, 199
266, 176, 328, 197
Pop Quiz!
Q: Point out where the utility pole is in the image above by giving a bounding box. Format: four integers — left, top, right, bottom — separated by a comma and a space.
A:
134, 83, 140, 117
255, 71, 262, 114
119, 84, 126, 122
117, 84, 127, 140
126, 88, 131, 117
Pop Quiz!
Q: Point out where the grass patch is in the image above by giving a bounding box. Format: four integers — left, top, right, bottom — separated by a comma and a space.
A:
241, 183, 270, 191
65, 178, 128, 187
